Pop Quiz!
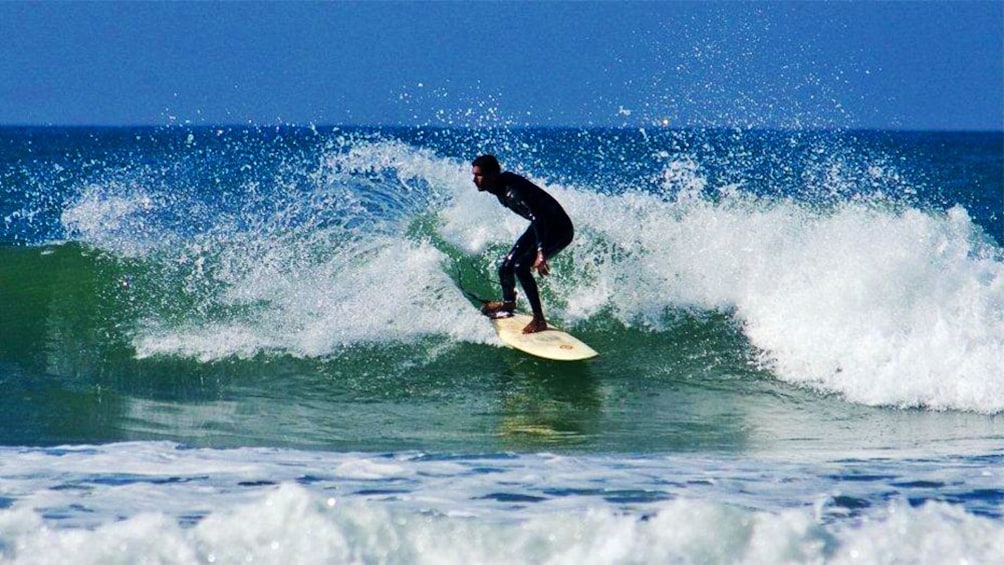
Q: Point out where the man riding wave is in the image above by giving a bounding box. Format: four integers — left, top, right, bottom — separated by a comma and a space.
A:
471, 154, 574, 334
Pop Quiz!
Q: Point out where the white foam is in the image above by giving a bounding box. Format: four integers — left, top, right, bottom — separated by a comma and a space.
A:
735, 204, 1004, 412
2, 483, 1002, 565
125, 139, 496, 360
333, 457, 414, 480
532, 163, 1003, 412
133, 238, 492, 360
3, 442, 1003, 563
829, 501, 1004, 563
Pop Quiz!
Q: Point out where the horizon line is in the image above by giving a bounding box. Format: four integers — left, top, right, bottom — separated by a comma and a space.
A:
1, 123, 1001, 134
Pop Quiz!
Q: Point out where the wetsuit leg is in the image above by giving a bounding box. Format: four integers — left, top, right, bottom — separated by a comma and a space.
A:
498, 228, 536, 304
512, 244, 541, 317
500, 223, 574, 319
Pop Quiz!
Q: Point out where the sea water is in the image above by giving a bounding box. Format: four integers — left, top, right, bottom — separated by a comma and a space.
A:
1, 126, 1002, 563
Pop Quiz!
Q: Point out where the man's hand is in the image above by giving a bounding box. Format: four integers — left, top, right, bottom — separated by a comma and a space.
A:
534, 250, 550, 276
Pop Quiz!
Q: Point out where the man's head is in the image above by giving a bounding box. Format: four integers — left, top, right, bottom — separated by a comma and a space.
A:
472, 154, 501, 192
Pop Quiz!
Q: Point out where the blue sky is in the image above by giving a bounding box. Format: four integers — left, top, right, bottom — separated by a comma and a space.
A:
1, 1, 1001, 130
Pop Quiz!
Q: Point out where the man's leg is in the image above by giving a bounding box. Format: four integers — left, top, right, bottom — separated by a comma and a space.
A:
519, 224, 574, 332
513, 249, 542, 319
482, 230, 535, 316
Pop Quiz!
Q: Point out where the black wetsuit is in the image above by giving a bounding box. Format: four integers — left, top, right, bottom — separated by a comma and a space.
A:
492, 172, 574, 319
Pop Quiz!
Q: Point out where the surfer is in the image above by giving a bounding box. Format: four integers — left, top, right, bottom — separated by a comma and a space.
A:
472, 154, 574, 334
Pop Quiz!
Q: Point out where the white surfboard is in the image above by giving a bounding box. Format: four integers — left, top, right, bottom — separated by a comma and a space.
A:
489, 313, 598, 361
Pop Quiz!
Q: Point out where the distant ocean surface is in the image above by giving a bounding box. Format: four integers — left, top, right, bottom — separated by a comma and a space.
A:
1, 126, 1002, 563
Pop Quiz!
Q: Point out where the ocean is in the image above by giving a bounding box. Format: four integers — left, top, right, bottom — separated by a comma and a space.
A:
1, 125, 1002, 563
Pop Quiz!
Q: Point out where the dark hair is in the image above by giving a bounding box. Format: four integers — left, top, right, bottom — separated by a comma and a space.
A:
472, 154, 501, 175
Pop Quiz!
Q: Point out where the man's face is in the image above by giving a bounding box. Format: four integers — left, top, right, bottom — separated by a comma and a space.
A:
472, 165, 494, 191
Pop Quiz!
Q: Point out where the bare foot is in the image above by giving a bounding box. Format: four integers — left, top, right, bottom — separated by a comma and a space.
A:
522, 317, 547, 334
